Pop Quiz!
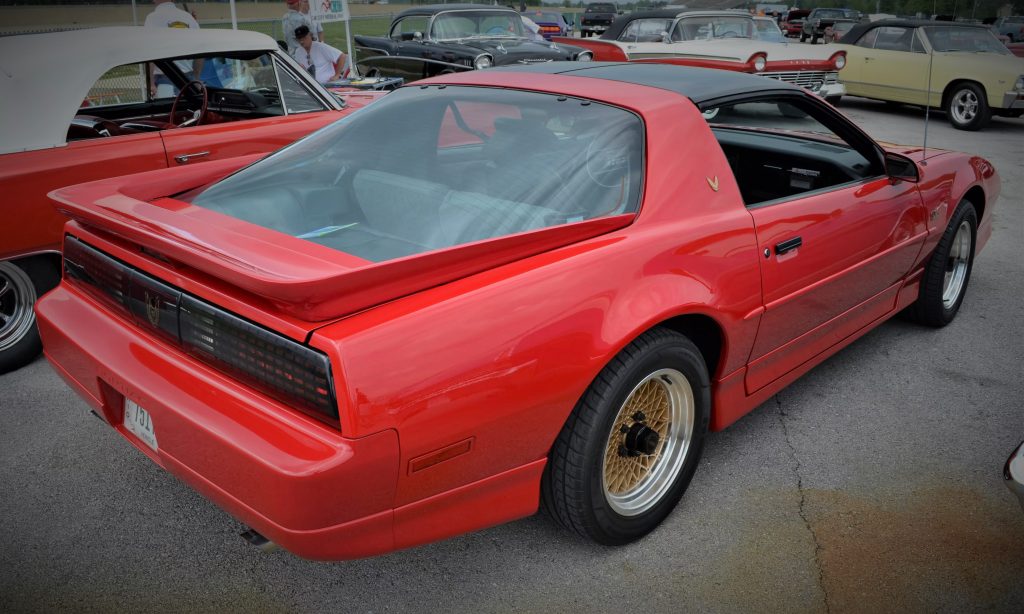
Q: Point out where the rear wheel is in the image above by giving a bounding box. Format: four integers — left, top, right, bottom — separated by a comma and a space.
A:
0, 259, 59, 373
800, 32, 808, 42
912, 200, 977, 327
945, 83, 991, 131
542, 328, 710, 545
825, 95, 842, 106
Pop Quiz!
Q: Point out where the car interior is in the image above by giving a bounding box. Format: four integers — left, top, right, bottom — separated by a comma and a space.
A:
67, 52, 324, 142
703, 99, 880, 206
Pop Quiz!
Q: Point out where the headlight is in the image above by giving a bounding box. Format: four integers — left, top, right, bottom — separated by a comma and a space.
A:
834, 54, 846, 70
474, 55, 493, 70
577, 51, 593, 62
753, 55, 766, 72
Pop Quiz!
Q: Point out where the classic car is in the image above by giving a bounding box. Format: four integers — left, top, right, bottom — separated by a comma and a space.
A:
836, 20, 1024, 130
825, 19, 857, 43
580, 2, 619, 38
994, 16, 1024, 42
353, 4, 592, 82
38, 62, 999, 560
1007, 442, 1024, 511
522, 9, 572, 40
801, 8, 850, 43
1009, 42, 1024, 58
555, 10, 847, 103
782, 9, 811, 37
0, 27, 381, 374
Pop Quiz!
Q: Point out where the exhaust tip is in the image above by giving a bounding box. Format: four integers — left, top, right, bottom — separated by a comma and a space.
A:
240, 528, 279, 553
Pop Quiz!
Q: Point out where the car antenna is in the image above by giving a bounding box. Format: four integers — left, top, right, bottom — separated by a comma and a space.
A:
921, 29, 936, 165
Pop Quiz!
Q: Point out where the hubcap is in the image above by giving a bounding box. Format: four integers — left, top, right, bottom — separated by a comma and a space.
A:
942, 220, 972, 309
951, 90, 979, 124
602, 368, 695, 516
0, 262, 37, 353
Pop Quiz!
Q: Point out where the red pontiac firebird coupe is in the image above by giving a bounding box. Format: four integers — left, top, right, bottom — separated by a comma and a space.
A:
38, 63, 999, 560
0, 27, 382, 373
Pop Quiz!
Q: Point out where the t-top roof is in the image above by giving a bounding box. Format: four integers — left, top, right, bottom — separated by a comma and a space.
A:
489, 62, 800, 104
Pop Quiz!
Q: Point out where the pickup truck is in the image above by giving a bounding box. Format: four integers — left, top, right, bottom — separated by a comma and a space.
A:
581, 3, 617, 38
801, 8, 848, 43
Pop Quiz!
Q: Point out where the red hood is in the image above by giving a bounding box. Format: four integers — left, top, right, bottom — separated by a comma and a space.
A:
50, 158, 633, 322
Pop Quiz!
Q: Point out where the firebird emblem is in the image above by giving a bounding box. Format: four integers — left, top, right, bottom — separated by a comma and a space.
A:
707, 176, 719, 192
144, 291, 161, 327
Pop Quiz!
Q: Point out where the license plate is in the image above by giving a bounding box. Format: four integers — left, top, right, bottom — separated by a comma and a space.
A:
124, 398, 158, 452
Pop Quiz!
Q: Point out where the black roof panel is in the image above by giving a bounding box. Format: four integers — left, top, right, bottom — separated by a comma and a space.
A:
488, 61, 801, 104
843, 18, 989, 45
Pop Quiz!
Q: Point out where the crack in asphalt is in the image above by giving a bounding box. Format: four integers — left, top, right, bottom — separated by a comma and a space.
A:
775, 394, 831, 614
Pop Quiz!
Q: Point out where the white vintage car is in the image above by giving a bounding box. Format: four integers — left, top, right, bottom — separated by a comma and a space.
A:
558, 10, 847, 103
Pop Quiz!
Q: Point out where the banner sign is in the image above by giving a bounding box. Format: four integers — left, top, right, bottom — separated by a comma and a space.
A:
312, 0, 350, 24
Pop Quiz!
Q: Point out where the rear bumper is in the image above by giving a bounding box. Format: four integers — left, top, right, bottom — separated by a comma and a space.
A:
37, 283, 401, 560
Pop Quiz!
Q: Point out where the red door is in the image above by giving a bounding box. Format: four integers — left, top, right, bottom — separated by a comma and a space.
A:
745, 177, 927, 393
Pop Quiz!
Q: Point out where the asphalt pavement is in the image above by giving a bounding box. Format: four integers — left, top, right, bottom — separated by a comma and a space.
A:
1, 100, 1022, 613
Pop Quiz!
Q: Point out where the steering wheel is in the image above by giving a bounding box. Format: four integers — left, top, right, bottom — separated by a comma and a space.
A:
169, 80, 208, 128
719, 31, 742, 38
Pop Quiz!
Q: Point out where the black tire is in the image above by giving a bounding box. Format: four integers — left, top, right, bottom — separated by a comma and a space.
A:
0, 258, 60, 373
800, 32, 808, 42
945, 82, 991, 131
825, 95, 842, 106
811, 34, 819, 44
777, 102, 808, 118
542, 328, 710, 545
911, 200, 978, 327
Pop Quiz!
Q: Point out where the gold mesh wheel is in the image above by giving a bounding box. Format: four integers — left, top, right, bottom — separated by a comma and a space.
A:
601, 368, 695, 516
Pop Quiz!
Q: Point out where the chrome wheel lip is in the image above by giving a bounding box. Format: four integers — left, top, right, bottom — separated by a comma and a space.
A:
942, 219, 972, 309
601, 368, 695, 517
950, 89, 979, 124
0, 262, 37, 353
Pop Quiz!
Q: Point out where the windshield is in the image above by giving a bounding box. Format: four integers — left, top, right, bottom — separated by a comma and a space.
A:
754, 19, 785, 41
673, 16, 754, 41
924, 26, 1010, 53
432, 10, 525, 40
188, 86, 644, 263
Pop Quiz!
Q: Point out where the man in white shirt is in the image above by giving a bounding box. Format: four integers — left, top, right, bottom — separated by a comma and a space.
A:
292, 25, 347, 84
144, 0, 200, 98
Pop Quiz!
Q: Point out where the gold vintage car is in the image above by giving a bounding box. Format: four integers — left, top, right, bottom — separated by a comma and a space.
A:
836, 19, 1024, 130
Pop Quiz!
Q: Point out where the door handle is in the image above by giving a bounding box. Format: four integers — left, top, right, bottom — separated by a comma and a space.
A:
174, 151, 210, 164
775, 237, 802, 255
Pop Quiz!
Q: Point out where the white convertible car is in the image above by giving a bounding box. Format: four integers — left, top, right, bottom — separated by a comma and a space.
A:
558, 10, 848, 103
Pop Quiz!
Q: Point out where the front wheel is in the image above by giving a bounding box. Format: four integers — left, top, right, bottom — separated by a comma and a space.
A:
911, 200, 977, 327
542, 328, 710, 545
825, 95, 842, 106
946, 83, 991, 131
0, 259, 59, 373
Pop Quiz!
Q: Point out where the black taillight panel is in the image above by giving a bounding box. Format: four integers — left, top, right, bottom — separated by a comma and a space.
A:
62, 235, 339, 426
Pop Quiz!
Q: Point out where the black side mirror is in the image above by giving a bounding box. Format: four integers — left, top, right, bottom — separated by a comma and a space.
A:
885, 152, 919, 183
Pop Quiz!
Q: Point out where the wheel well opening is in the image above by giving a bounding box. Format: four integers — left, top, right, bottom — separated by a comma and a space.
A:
962, 186, 985, 223
658, 314, 723, 379
941, 80, 986, 108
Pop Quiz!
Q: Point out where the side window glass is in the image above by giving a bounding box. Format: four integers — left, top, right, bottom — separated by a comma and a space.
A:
275, 61, 327, 114
911, 29, 926, 53
855, 28, 878, 48
82, 63, 148, 108
391, 16, 429, 40
874, 27, 913, 51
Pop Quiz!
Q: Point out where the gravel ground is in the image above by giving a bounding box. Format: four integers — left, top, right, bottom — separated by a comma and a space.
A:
1, 99, 1022, 613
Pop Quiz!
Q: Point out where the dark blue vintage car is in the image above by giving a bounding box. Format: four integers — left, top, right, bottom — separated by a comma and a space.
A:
354, 4, 592, 82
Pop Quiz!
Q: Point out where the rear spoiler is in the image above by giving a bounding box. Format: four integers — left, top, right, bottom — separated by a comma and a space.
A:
50, 159, 634, 322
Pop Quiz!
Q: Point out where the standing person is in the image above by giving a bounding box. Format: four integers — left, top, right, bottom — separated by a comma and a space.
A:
144, 0, 200, 98
292, 25, 347, 84
282, 0, 313, 56
299, 0, 323, 42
